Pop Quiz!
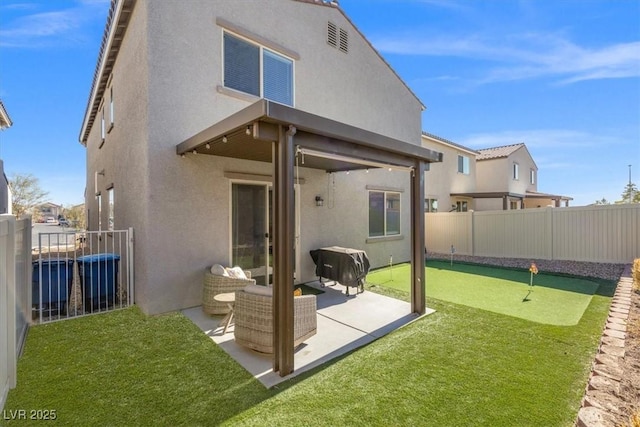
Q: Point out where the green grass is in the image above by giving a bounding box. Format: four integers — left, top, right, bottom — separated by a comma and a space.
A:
3, 270, 614, 426
367, 261, 600, 325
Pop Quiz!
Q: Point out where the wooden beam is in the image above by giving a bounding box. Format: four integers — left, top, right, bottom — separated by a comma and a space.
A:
272, 125, 296, 376
411, 161, 426, 314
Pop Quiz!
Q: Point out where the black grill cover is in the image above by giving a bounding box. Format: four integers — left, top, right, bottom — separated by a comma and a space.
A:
309, 246, 370, 288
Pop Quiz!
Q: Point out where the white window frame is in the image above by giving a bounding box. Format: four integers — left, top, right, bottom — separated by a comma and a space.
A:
530, 169, 535, 185
513, 163, 519, 180
107, 187, 114, 231
96, 192, 102, 231
100, 109, 105, 143
456, 200, 468, 212
368, 190, 401, 238
457, 155, 470, 175
425, 198, 438, 213
222, 31, 295, 106
109, 86, 114, 129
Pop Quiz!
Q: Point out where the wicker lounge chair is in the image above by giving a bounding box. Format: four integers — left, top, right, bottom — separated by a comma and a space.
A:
234, 285, 317, 354
202, 268, 255, 315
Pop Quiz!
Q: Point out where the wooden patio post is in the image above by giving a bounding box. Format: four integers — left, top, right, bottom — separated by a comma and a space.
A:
272, 124, 296, 375
411, 161, 426, 314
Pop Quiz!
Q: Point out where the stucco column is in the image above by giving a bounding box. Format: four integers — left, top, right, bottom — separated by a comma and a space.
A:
272, 124, 296, 376
411, 161, 426, 314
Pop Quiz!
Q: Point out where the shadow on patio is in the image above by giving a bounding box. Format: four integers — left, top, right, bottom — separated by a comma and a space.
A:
182, 281, 435, 388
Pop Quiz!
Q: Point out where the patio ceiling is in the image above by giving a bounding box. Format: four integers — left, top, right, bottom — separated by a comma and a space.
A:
176, 100, 442, 171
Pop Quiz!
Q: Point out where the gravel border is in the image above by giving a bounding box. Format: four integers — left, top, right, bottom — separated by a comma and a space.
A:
427, 252, 626, 282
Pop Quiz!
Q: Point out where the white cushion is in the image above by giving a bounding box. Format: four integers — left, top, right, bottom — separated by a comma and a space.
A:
243, 284, 272, 296
226, 266, 247, 280
210, 264, 229, 276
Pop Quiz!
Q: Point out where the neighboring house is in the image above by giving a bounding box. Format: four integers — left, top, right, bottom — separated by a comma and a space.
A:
422, 134, 571, 212
35, 202, 62, 222
472, 143, 571, 210
421, 132, 479, 213
79, 0, 441, 334
0, 100, 13, 215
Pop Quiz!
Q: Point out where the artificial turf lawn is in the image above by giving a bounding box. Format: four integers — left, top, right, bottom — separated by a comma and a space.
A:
3, 273, 614, 426
366, 260, 600, 325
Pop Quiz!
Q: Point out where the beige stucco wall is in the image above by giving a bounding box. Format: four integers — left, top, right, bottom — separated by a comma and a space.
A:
476, 146, 537, 195
421, 136, 476, 212
85, 0, 422, 314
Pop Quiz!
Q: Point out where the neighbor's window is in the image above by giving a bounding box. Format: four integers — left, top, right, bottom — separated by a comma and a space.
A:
457, 155, 470, 175
530, 169, 535, 185
510, 200, 519, 210
513, 163, 519, 180
456, 201, 468, 212
107, 187, 114, 231
425, 198, 438, 213
223, 32, 293, 106
369, 191, 401, 237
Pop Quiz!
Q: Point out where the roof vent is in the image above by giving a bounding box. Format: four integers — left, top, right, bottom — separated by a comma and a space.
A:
327, 21, 348, 53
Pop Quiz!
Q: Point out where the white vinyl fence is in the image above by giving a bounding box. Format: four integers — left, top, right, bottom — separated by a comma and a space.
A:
426, 204, 640, 263
1, 215, 31, 412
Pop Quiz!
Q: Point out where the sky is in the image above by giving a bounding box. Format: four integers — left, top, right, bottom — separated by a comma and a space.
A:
0, 0, 639, 207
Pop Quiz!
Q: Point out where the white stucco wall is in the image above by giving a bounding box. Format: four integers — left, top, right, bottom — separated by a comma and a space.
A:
84, 0, 423, 314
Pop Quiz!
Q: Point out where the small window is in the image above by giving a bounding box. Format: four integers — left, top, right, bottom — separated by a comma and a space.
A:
96, 193, 102, 231
369, 191, 401, 237
223, 32, 294, 106
107, 187, 114, 231
457, 155, 470, 175
100, 109, 105, 142
425, 198, 438, 213
510, 200, 519, 210
456, 201, 468, 212
513, 163, 519, 180
109, 86, 114, 128
530, 169, 535, 185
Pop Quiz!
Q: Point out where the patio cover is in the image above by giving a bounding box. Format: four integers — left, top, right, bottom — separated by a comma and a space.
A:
177, 99, 442, 376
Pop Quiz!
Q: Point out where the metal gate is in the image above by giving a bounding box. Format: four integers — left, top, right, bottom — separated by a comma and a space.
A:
32, 228, 134, 323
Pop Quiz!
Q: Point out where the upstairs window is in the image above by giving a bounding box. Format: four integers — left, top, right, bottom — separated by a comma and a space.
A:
530, 169, 536, 185
513, 163, 519, 180
223, 32, 293, 106
457, 155, 470, 175
425, 198, 438, 213
109, 86, 114, 128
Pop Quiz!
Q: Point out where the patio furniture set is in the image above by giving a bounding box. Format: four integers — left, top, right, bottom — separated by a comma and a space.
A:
202, 246, 370, 353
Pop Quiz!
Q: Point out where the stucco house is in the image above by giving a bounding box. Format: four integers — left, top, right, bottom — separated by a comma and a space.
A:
0, 100, 13, 215
422, 133, 571, 212
79, 0, 441, 373
421, 132, 479, 213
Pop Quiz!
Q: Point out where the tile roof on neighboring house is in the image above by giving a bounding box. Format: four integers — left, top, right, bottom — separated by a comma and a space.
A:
476, 143, 525, 160
0, 100, 12, 129
421, 131, 479, 155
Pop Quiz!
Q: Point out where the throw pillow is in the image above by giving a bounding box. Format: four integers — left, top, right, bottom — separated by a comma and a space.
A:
226, 266, 247, 280
210, 264, 228, 276
294, 287, 302, 297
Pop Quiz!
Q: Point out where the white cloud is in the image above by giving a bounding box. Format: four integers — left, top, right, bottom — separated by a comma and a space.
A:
458, 129, 618, 150
0, 1, 108, 48
373, 31, 640, 85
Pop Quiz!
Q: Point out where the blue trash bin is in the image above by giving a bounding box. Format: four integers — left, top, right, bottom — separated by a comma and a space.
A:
77, 253, 120, 311
32, 258, 74, 316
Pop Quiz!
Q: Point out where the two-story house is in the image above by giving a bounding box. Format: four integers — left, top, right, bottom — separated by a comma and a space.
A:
473, 143, 571, 210
0, 100, 13, 215
421, 132, 479, 213
79, 0, 441, 342
422, 135, 571, 212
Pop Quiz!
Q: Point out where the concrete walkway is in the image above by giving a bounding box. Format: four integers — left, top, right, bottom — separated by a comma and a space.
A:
183, 280, 434, 388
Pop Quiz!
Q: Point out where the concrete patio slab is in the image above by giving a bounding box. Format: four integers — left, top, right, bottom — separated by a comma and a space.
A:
182, 281, 434, 388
